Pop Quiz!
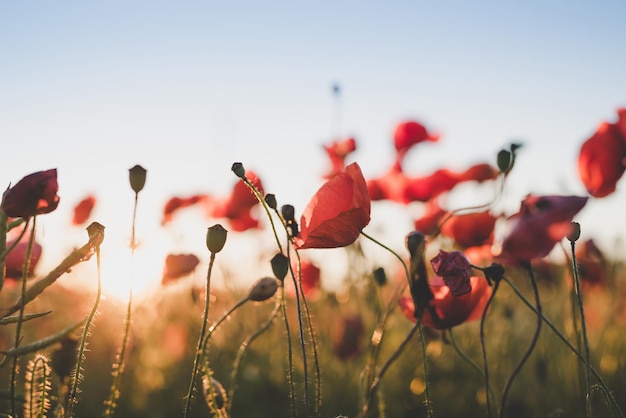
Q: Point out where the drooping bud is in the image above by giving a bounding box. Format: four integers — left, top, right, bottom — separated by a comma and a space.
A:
264, 194, 277, 210
567, 222, 581, 242
206, 224, 228, 253
483, 262, 505, 285
248, 277, 279, 301
128, 164, 147, 193
497, 149, 512, 174
270, 253, 289, 282
231, 162, 246, 179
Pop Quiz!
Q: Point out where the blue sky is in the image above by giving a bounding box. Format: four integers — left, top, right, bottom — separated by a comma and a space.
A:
1, 1, 626, 291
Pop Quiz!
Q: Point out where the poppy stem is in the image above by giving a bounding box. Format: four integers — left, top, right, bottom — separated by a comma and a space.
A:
480, 279, 500, 418
498, 262, 542, 417
449, 327, 497, 412
228, 292, 282, 414
502, 275, 625, 418
10, 217, 33, 416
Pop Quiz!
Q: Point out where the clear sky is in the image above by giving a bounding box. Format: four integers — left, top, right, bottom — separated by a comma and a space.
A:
1, 1, 625, 294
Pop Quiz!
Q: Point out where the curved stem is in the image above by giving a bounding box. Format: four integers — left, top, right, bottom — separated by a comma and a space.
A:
183, 251, 216, 417
449, 327, 497, 410
481, 280, 500, 418
227, 295, 281, 414
10, 217, 33, 416
66, 235, 102, 417
502, 276, 625, 418
201, 297, 249, 352
499, 262, 542, 417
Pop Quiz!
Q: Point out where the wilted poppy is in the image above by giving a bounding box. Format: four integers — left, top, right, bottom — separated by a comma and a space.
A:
1, 169, 59, 218
72, 195, 96, 226
430, 250, 472, 296
399, 276, 491, 329
295, 163, 370, 249
5, 239, 43, 279
332, 314, 365, 361
162, 253, 200, 284
393, 120, 439, 162
439, 210, 497, 248
499, 195, 588, 262
578, 118, 626, 198
323, 137, 357, 178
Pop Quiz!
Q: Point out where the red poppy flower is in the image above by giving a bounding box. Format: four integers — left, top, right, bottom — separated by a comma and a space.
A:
499, 195, 588, 262
299, 259, 321, 296
413, 199, 447, 235
430, 250, 472, 296
1, 169, 59, 218
72, 195, 96, 226
393, 120, 439, 162
578, 118, 626, 198
457, 163, 499, 183
323, 137, 357, 178
295, 162, 370, 249
162, 253, 200, 284
575, 239, 607, 289
5, 239, 43, 279
332, 314, 365, 361
399, 276, 491, 329
162, 194, 210, 225
367, 162, 410, 203
440, 210, 496, 248
404, 169, 460, 202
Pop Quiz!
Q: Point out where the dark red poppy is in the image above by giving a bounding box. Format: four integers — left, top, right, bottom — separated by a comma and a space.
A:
439, 210, 497, 248
499, 195, 588, 262
72, 195, 96, 226
578, 118, 626, 198
399, 276, 491, 329
162, 253, 200, 284
1, 169, 59, 218
295, 162, 370, 249
393, 120, 439, 162
430, 250, 472, 296
5, 239, 43, 279
323, 137, 357, 178
162, 194, 210, 225
332, 314, 364, 361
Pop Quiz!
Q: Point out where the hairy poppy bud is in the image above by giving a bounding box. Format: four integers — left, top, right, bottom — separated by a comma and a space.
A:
270, 253, 289, 282
497, 149, 512, 174
265, 194, 277, 210
206, 224, 228, 253
129, 165, 147, 193
231, 162, 246, 179
248, 277, 279, 301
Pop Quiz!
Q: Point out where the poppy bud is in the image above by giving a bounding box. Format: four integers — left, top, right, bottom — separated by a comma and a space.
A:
206, 224, 228, 253
231, 162, 246, 179
265, 194, 277, 210
406, 231, 426, 259
270, 253, 289, 282
373, 267, 387, 286
497, 149, 512, 173
128, 165, 147, 194
567, 222, 581, 242
86, 222, 105, 247
248, 277, 279, 301
483, 263, 505, 285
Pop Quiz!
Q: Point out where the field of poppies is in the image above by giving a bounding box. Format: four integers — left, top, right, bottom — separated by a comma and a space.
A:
0, 108, 625, 418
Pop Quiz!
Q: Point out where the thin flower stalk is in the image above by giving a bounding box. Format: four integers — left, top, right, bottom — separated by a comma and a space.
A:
449, 328, 497, 412
66, 223, 105, 418
227, 294, 282, 414
480, 280, 500, 418
502, 276, 625, 418
183, 251, 218, 417
10, 217, 34, 416
498, 262, 542, 418
569, 238, 592, 417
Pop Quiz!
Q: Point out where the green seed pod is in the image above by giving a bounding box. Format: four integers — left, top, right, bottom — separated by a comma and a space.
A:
265, 193, 277, 210
231, 162, 245, 179
497, 149, 512, 174
270, 253, 289, 281
128, 165, 147, 193
567, 222, 581, 242
248, 277, 279, 301
206, 224, 228, 253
